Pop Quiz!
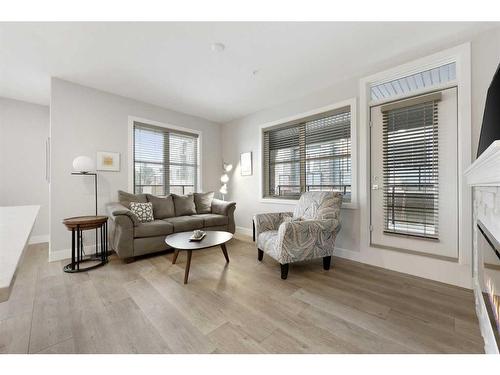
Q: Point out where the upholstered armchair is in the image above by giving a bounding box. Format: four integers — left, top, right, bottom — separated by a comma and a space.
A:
253, 191, 342, 279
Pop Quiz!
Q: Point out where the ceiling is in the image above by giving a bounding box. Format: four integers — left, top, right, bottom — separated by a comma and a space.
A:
0, 22, 497, 123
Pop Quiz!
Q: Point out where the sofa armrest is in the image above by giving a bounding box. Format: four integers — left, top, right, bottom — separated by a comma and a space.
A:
211, 199, 236, 216
106, 202, 136, 259
274, 218, 341, 264
106, 202, 139, 227
253, 212, 293, 239
211, 199, 236, 233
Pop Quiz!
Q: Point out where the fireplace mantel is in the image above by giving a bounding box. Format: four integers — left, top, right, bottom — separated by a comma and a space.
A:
465, 140, 500, 354
465, 140, 500, 186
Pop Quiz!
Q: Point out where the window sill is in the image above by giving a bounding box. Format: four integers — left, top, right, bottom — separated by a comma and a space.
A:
259, 198, 358, 210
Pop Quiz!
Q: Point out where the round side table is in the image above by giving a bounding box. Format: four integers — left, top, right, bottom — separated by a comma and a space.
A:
62, 215, 109, 273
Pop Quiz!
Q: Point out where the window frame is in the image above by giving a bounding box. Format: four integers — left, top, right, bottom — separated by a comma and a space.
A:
128, 116, 202, 194
259, 98, 357, 209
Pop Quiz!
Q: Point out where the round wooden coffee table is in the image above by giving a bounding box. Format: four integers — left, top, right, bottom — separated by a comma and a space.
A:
165, 230, 233, 284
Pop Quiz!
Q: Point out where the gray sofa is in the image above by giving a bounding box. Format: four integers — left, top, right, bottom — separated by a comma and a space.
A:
106, 191, 236, 261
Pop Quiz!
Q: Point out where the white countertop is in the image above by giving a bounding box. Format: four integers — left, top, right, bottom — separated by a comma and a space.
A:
0, 205, 39, 302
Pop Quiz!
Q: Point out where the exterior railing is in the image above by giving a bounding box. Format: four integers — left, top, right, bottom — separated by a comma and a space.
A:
135, 184, 194, 195
276, 184, 351, 197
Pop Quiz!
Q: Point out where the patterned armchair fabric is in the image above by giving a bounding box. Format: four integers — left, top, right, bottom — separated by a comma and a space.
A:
254, 192, 342, 264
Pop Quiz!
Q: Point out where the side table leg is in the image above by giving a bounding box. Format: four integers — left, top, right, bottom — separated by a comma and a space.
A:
221, 243, 230, 263
76, 226, 80, 271
104, 221, 108, 261
184, 250, 192, 284
71, 228, 75, 270
172, 249, 179, 264
100, 224, 104, 261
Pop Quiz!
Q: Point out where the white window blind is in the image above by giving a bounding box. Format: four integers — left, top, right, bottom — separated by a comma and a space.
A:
382, 94, 440, 239
263, 107, 351, 201
133, 122, 198, 196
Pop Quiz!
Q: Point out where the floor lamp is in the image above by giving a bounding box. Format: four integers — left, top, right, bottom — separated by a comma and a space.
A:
72, 156, 99, 258
219, 162, 232, 201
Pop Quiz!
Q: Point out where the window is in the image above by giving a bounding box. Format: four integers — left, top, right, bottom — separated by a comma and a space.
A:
133, 122, 199, 196
263, 107, 352, 202
381, 93, 440, 239
370, 62, 456, 102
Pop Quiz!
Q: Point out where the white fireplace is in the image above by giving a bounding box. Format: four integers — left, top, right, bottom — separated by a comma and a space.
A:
465, 140, 500, 354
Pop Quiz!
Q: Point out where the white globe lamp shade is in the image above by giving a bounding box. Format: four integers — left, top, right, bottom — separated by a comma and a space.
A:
220, 174, 229, 183
72, 156, 94, 173
219, 184, 228, 195
223, 163, 233, 172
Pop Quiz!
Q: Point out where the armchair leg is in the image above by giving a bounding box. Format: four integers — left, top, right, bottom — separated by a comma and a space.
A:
323, 256, 332, 270
258, 249, 264, 261
280, 263, 289, 280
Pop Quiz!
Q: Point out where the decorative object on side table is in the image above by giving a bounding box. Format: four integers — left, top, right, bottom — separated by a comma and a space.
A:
166, 230, 232, 284
62, 215, 109, 272
96, 151, 120, 171
240, 151, 252, 176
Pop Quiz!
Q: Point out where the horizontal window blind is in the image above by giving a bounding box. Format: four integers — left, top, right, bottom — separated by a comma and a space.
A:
382, 97, 439, 239
306, 111, 351, 200
263, 107, 351, 201
134, 122, 198, 196
267, 125, 302, 197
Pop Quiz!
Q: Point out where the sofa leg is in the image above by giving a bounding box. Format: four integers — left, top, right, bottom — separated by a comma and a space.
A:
124, 257, 136, 264
280, 263, 289, 280
323, 256, 332, 270
258, 249, 264, 261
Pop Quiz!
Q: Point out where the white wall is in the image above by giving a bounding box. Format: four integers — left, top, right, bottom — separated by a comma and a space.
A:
0, 97, 49, 242
50, 78, 222, 261
222, 27, 500, 288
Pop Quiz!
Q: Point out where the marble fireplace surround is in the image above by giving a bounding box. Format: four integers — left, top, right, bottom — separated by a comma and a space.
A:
465, 140, 500, 354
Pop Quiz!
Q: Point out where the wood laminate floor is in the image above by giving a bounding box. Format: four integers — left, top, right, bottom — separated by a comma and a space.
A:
0, 237, 484, 354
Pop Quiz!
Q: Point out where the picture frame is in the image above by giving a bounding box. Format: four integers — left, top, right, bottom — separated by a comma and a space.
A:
96, 151, 120, 171
240, 151, 252, 176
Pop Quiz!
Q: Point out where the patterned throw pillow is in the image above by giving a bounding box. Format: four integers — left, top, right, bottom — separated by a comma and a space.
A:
130, 202, 154, 223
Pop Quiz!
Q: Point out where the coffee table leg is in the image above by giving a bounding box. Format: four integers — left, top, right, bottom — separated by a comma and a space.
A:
172, 249, 179, 264
184, 250, 192, 284
221, 243, 229, 263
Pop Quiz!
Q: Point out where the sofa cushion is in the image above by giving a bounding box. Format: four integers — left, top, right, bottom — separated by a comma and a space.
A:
147, 194, 175, 219
164, 216, 204, 232
172, 194, 196, 216
130, 202, 154, 223
192, 214, 228, 227
118, 190, 147, 208
135, 220, 174, 238
194, 192, 214, 214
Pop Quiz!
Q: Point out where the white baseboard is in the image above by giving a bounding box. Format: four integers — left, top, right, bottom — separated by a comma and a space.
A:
49, 243, 109, 263
234, 225, 470, 288
49, 248, 72, 262
29, 234, 50, 244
